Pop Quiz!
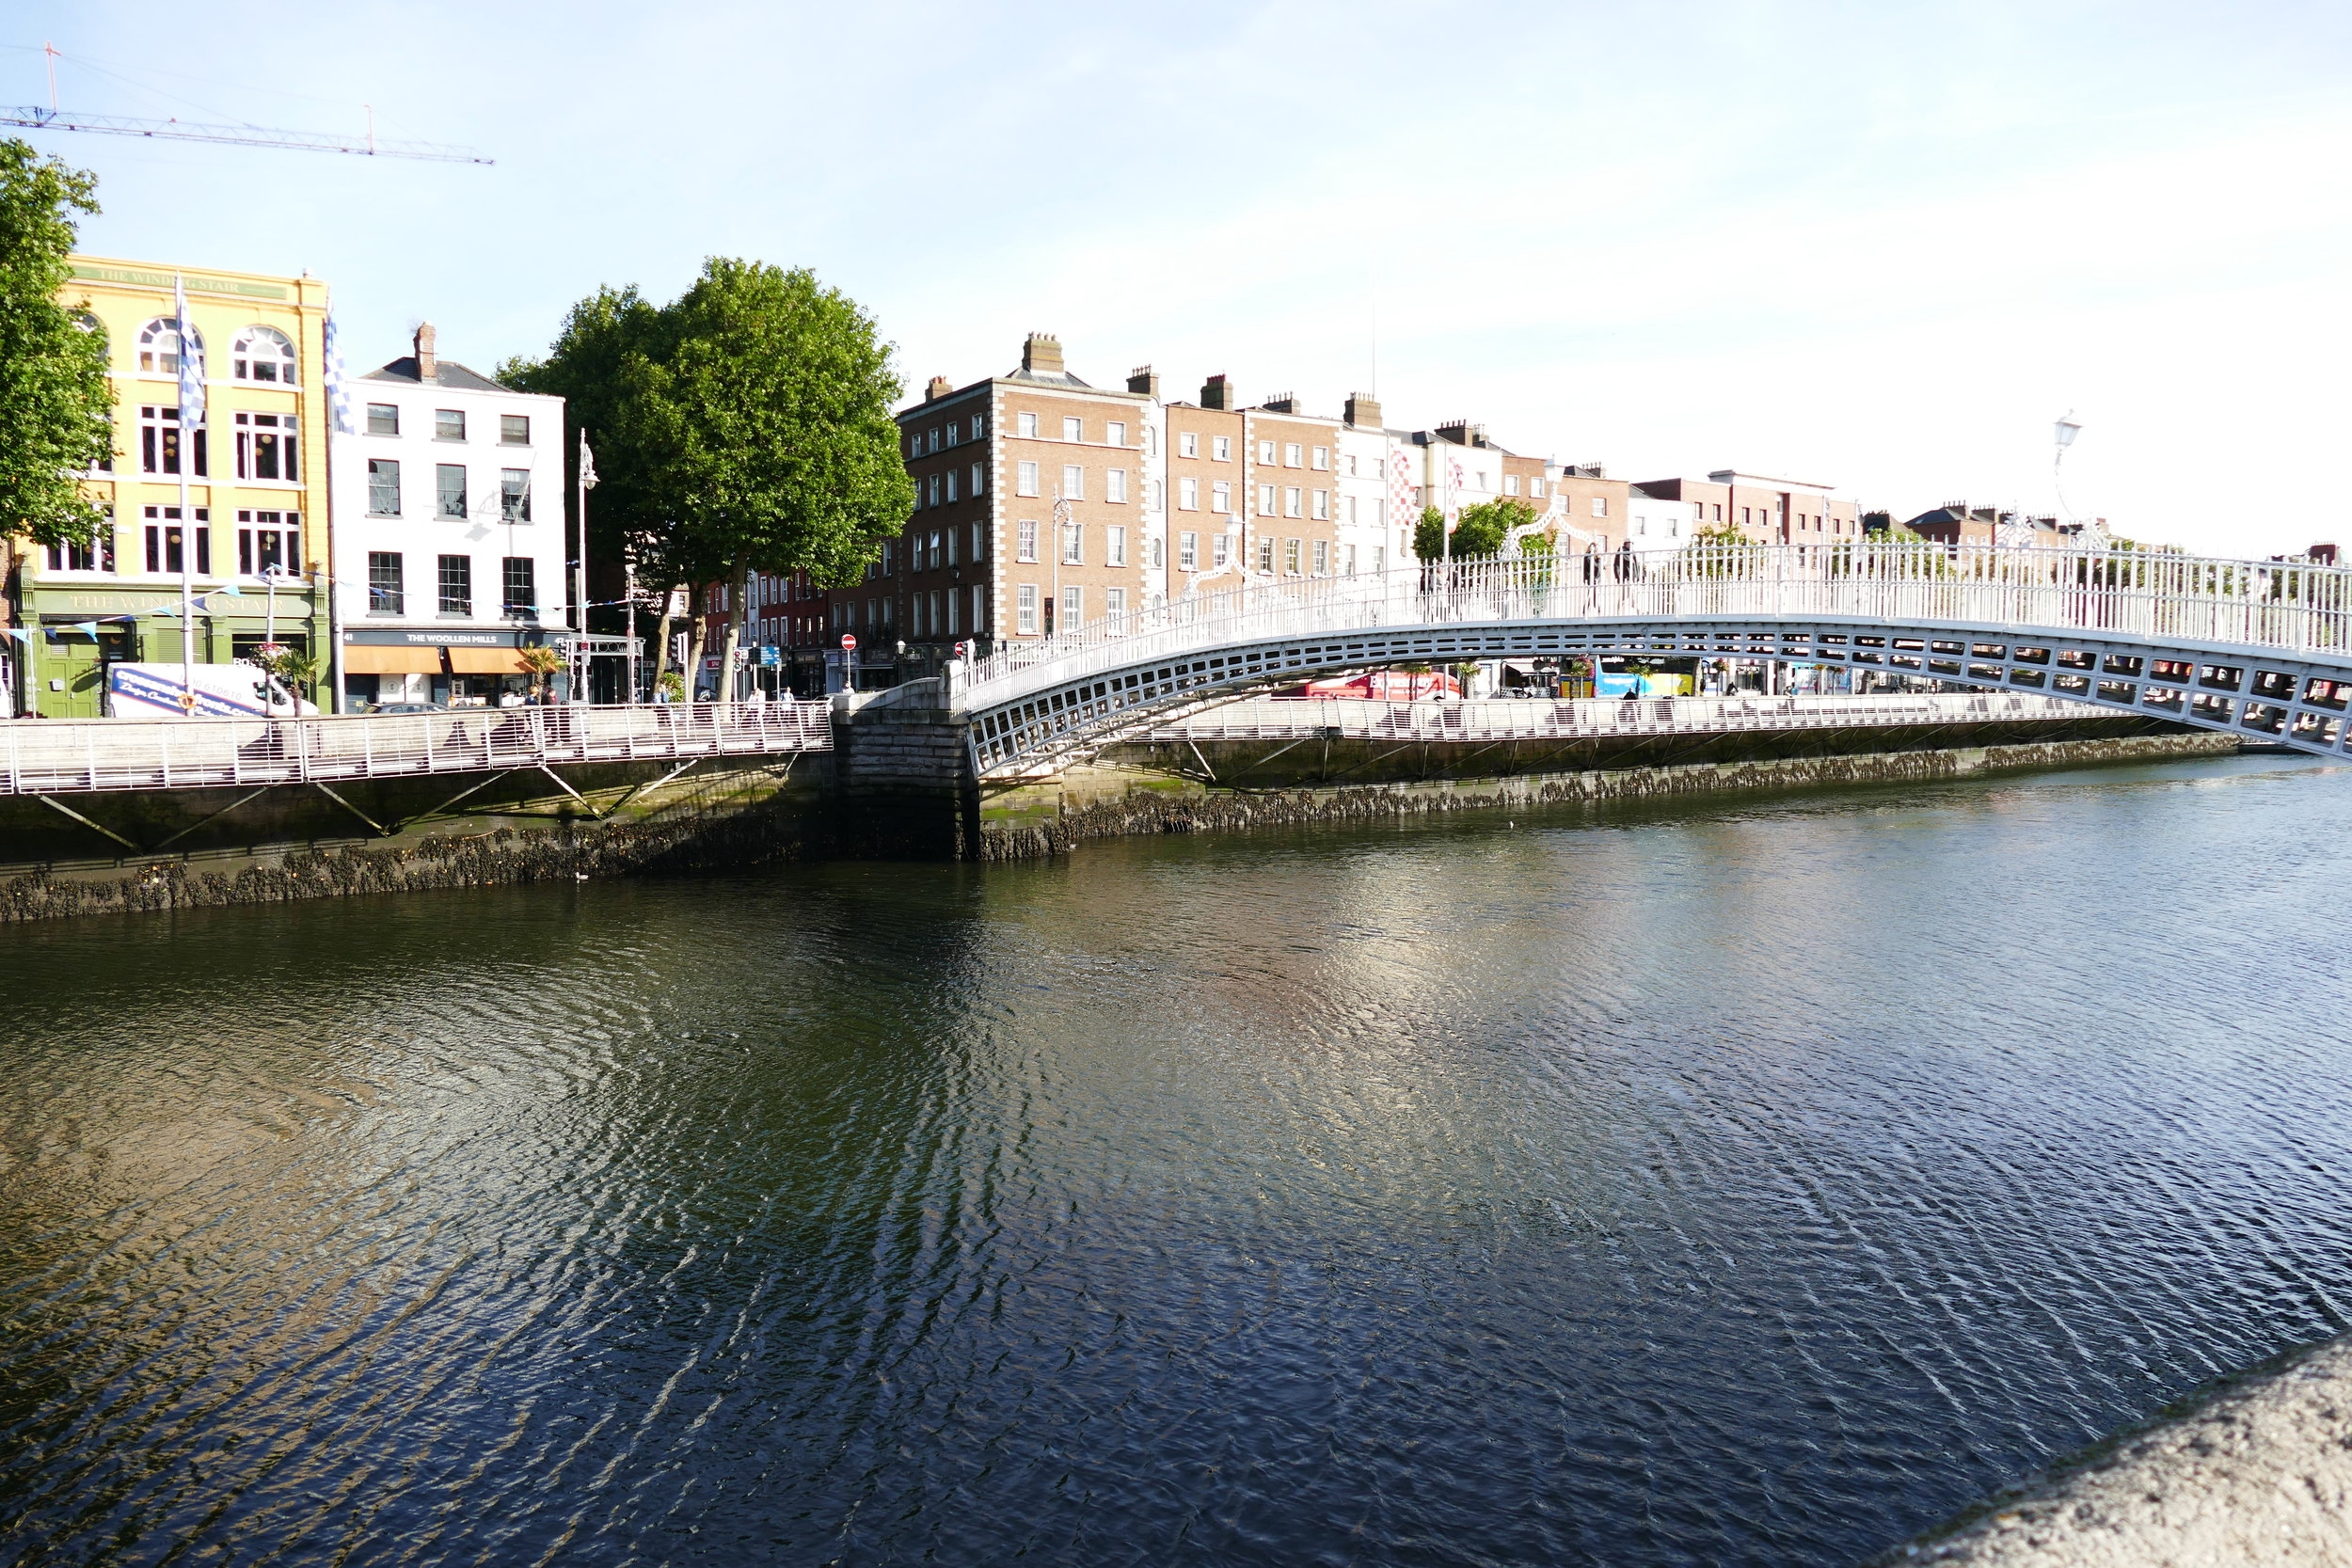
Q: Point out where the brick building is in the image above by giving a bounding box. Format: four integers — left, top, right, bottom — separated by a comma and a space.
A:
689, 333, 1868, 695
1636, 470, 1859, 546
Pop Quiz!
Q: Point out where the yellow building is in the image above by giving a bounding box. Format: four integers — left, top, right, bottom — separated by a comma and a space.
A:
8, 255, 332, 717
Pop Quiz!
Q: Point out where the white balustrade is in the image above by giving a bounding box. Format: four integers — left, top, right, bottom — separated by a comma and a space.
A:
960, 542, 2352, 712
1128, 692, 2105, 745
0, 701, 834, 798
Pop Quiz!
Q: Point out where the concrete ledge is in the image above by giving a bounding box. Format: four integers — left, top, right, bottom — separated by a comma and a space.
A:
1879, 1336, 2352, 1566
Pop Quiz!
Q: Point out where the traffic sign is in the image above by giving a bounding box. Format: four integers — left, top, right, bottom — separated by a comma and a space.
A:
841, 633, 857, 652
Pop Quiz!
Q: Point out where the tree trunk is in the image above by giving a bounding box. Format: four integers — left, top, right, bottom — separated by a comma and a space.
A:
715, 554, 750, 708
650, 583, 679, 695
683, 596, 707, 700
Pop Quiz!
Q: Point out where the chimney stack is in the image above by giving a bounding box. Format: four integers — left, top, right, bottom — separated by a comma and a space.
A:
1344, 392, 1382, 429
1200, 372, 1235, 410
1261, 392, 1295, 413
1022, 332, 1064, 375
1127, 364, 1160, 397
414, 322, 437, 381
926, 374, 952, 402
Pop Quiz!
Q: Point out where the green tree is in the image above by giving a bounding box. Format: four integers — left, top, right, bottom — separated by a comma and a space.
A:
509, 259, 912, 698
1412, 497, 1534, 562
0, 139, 112, 550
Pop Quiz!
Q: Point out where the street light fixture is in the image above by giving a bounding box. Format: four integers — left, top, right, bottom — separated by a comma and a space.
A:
2053, 410, 2082, 523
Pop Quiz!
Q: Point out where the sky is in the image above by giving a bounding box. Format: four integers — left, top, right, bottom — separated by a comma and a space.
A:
8, 0, 2349, 555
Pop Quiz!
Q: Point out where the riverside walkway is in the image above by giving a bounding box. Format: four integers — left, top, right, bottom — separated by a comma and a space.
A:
945, 542, 2352, 774
0, 700, 834, 798
1128, 690, 2106, 745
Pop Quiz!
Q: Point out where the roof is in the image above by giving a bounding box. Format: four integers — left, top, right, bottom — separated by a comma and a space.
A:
361, 356, 511, 392
1002, 363, 1092, 388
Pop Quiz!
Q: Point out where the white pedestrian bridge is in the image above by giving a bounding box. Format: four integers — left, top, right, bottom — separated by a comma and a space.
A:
944, 542, 2352, 775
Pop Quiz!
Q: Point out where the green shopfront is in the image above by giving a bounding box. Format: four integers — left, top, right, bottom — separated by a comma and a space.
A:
11, 578, 323, 720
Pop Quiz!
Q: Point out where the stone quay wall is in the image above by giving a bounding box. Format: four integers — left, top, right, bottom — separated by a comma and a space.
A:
0, 701, 2238, 921
977, 724, 2234, 860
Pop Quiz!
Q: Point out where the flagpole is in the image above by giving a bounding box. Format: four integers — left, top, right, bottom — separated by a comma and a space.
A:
175, 276, 195, 713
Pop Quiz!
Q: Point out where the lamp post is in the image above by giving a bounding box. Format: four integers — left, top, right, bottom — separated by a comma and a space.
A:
574, 435, 597, 701
2054, 411, 2082, 524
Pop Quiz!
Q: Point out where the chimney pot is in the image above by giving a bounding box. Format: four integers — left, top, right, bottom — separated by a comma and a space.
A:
1262, 391, 1295, 414
1022, 333, 1064, 375
926, 374, 951, 402
414, 322, 437, 381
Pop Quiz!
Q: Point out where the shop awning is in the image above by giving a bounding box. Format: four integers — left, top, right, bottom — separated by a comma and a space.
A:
343, 644, 444, 674
446, 646, 526, 675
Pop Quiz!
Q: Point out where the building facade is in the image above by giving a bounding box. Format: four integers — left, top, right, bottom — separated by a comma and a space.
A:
7, 255, 331, 718
703, 332, 1866, 694
329, 325, 570, 708
1636, 471, 1860, 546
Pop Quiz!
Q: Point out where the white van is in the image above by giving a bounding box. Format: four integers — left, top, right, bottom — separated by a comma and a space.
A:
105, 661, 318, 720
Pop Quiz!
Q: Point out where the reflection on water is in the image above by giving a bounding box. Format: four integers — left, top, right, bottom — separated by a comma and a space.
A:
3, 753, 2348, 1565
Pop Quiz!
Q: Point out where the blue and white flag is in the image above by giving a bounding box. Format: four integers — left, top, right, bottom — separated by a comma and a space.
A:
324, 314, 353, 435
173, 275, 205, 430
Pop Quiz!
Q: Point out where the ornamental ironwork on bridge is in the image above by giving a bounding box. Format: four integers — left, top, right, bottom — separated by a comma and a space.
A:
937, 542, 2352, 776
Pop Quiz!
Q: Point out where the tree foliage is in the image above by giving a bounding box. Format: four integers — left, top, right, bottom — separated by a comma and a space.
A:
1413, 497, 1534, 562
0, 138, 112, 548
506, 259, 914, 685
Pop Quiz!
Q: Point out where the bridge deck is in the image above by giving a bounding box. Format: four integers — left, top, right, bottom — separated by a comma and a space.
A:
0, 701, 834, 797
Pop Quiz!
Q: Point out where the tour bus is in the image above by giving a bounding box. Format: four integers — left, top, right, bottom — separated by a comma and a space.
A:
105, 661, 317, 720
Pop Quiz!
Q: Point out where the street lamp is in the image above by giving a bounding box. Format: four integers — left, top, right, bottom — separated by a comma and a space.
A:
2053, 411, 2082, 523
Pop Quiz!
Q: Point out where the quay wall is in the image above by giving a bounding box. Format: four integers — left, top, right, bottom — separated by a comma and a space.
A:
977, 722, 2233, 859
1875, 1332, 2352, 1565
0, 719, 2235, 921
0, 753, 833, 925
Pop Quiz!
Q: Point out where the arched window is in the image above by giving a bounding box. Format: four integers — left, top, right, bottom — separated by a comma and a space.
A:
231, 325, 297, 385
136, 317, 202, 374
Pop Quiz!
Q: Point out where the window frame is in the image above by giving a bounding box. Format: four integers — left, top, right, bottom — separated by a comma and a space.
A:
437, 463, 469, 520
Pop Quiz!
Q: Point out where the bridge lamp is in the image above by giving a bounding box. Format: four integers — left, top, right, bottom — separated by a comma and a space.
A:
2053, 411, 2083, 523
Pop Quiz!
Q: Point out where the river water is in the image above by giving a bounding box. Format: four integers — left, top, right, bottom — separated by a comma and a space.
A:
3, 752, 2349, 1566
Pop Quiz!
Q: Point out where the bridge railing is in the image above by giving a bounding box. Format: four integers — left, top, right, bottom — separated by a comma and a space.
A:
1130, 690, 2107, 743
961, 542, 2352, 708
0, 699, 834, 797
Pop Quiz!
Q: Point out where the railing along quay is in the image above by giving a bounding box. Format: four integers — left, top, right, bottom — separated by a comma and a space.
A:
0, 700, 834, 798
1127, 692, 2109, 744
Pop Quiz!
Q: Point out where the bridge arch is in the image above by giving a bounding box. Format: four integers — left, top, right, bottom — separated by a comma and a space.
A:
938, 546, 2352, 776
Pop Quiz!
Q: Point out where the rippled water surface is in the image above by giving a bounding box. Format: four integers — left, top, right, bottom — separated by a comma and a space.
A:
4, 752, 2350, 1566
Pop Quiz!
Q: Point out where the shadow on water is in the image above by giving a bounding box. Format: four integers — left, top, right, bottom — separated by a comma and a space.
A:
1, 750, 2346, 1565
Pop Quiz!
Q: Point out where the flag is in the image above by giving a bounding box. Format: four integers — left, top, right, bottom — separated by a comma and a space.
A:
324, 314, 353, 435
173, 276, 205, 431
73, 621, 99, 638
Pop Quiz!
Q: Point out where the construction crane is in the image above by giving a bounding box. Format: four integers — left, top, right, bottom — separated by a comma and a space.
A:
3, 43, 491, 165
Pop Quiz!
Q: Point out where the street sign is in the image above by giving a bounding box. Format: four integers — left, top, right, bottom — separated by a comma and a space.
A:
759, 645, 779, 667
841, 633, 857, 652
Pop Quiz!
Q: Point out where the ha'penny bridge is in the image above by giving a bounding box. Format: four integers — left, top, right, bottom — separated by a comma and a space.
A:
0, 542, 2343, 867
936, 541, 2352, 774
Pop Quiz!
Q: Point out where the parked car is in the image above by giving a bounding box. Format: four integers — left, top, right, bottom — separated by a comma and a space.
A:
368, 701, 449, 715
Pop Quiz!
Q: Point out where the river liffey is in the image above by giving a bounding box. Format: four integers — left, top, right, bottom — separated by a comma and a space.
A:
5, 752, 2350, 1566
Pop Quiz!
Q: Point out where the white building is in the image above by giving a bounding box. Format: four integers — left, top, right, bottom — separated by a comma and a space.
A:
1625, 484, 1697, 547
331, 325, 569, 707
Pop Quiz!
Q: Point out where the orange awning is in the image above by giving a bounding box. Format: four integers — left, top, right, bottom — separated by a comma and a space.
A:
445, 646, 526, 675
343, 644, 444, 674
